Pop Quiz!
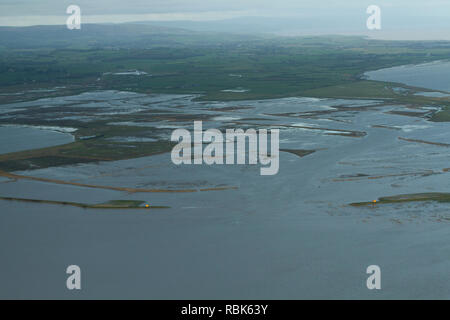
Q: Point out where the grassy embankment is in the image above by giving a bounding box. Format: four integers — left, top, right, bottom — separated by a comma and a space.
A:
350, 193, 450, 207
0, 170, 237, 193
0, 196, 170, 209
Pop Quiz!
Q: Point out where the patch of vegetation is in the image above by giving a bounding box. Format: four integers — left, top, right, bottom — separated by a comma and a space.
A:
0, 138, 174, 171
398, 137, 450, 147
93, 200, 149, 208
350, 193, 450, 207
2, 30, 450, 104
431, 105, 450, 122
0, 196, 170, 209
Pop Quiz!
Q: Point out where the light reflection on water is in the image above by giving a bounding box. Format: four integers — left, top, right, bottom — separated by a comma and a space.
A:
0, 126, 74, 155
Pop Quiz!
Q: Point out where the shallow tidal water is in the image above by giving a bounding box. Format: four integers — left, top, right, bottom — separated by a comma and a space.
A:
1, 62, 450, 299
0, 126, 74, 155
366, 60, 450, 92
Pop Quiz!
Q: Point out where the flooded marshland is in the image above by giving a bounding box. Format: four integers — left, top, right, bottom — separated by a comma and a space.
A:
1, 62, 450, 299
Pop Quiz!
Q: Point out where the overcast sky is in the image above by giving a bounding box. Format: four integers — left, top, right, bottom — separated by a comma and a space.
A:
0, 1, 449, 39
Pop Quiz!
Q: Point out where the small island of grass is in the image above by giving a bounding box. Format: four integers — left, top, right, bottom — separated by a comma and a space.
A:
350, 193, 450, 207
0, 196, 170, 210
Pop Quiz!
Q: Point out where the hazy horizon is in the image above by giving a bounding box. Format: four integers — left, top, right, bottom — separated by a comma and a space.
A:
0, 0, 449, 40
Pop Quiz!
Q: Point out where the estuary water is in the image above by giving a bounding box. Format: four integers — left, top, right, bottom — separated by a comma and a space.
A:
365, 60, 450, 92
0, 126, 74, 155
1, 62, 450, 299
